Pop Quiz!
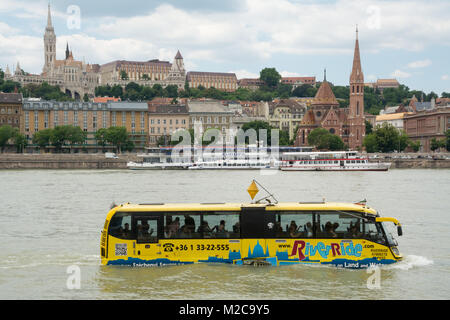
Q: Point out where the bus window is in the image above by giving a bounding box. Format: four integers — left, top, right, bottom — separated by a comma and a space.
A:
363, 221, 387, 245
136, 217, 158, 243
315, 212, 360, 239
202, 212, 240, 239
165, 214, 201, 239
108, 212, 134, 240
275, 212, 313, 238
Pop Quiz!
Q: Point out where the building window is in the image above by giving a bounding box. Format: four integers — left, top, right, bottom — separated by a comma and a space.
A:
83, 111, 87, 131
44, 111, 49, 129
54, 112, 58, 128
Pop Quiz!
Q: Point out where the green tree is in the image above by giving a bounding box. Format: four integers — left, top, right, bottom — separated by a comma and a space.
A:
306, 128, 330, 146
95, 128, 108, 152
408, 140, 421, 152
363, 133, 378, 153
12, 132, 28, 153
365, 120, 373, 134
83, 93, 89, 102
50, 126, 71, 152
165, 85, 179, 98
120, 70, 128, 80
260, 68, 281, 88
105, 126, 130, 153
0, 125, 16, 152
430, 138, 446, 152
32, 128, 53, 151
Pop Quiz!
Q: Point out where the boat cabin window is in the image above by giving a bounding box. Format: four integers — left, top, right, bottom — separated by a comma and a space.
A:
363, 221, 387, 245
108, 212, 134, 240
164, 213, 201, 239
201, 212, 240, 239
163, 211, 240, 239
136, 217, 158, 243
271, 211, 314, 238
315, 211, 362, 239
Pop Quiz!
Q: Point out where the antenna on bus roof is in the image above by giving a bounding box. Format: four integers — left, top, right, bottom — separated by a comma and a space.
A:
248, 179, 278, 205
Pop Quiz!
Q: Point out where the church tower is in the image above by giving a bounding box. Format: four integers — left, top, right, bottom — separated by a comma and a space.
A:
348, 26, 365, 150
43, 4, 56, 75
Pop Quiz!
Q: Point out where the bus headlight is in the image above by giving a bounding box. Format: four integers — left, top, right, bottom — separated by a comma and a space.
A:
391, 246, 400, 256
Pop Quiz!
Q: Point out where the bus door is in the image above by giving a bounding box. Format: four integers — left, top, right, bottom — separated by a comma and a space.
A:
240, 207, 276, 260
133, 215, 162, 262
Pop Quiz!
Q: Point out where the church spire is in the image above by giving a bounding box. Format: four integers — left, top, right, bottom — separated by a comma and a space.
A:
46, 3, 53, 30
66, 42, 70, 59
350, 24, 363, 83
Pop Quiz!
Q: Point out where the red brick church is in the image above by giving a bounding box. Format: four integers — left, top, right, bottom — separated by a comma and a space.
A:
295, 28, 365, 150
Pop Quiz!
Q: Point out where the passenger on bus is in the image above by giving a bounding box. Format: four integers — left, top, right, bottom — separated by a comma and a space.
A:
167, 217, 180, 238
349, 221, 362, 238
324, 222, 337, 238
142, 220, 150, 234
198, 220, 212, 235
305, 222, 313, 237
212, 220, 226, 233
184, 215, 195, 233
121, 223, 131, 238
288, 221, 301, 237
232, 221, 240, 234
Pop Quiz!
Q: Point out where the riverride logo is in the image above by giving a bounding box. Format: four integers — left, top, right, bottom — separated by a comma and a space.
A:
290, 240, 363, 260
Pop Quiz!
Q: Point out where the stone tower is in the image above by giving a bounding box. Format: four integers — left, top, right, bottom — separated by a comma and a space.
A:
348, 26, 365, 150
43, 4, 56, 75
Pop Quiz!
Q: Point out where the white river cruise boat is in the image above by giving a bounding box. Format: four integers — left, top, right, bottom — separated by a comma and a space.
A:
127, 148, 192, 170
188, 152, 280, 170
280, 151, 391, 171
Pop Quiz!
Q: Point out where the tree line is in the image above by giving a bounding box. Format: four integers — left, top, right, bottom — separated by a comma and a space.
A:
364, 123, 450, 153
0, 125, 135, 153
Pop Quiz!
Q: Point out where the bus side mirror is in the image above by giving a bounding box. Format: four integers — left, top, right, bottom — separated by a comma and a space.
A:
397, 225, 403, 236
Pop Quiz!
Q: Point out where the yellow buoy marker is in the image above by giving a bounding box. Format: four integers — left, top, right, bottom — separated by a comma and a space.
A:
247, 180, 259, 200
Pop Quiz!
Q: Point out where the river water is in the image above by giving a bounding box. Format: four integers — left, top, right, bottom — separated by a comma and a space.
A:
0, 169, 448, 300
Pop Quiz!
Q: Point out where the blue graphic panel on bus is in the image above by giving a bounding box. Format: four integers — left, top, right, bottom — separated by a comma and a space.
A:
107, 257, 194, 267
247, 241, 269, 258
322, 258, 397, 269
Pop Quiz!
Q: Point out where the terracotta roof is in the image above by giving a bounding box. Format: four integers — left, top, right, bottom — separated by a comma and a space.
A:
187, 71, 237, 80
312, 80, 339, 106
94, 97, 121, 103
376, 112, 412, 121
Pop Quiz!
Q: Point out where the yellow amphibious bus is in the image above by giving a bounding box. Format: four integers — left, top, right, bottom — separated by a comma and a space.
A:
101, 192, 403, 269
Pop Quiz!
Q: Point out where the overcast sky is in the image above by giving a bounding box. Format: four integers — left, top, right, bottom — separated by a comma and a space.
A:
1, 0, 449, 94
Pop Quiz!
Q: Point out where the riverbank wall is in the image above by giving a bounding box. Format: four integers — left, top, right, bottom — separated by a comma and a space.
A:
1, 153, 449, 169
0, 154, 138, 169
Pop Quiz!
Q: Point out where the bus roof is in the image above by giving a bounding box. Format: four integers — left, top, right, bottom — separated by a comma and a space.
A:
108, 202, 377, 219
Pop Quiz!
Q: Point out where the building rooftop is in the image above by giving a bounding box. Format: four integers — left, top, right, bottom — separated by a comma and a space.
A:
187, 100, 233, 114
0, 93, 22, 103
108, 101, 148, 111
376, 112, 413, 121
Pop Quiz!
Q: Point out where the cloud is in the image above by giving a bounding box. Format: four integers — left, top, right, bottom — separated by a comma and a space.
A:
407, 59, 432, 68
442, 75, 449, 81
391, 69, 411, 78
2, 0, 450, 87
229, 69, 259, 79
